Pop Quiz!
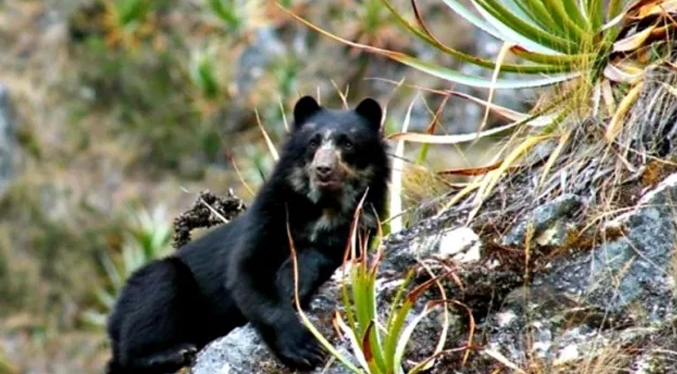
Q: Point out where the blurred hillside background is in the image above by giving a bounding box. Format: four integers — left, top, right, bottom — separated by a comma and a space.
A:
0, 1, 536, 373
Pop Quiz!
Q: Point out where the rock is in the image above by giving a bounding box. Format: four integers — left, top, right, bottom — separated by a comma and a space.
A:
438, 226, 481, 263
189, 280, 354, 374
499, 193, 583, 248
481, 173, 677, 370
190, 325, 356, 374
0, 85, 17, 198
384, 224, 482, 272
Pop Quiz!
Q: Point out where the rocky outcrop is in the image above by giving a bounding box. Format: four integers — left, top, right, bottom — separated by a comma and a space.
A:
190, 173, 677, 374
483, 173, 677, 373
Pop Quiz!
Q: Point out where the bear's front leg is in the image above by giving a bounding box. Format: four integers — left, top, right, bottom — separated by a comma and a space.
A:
229, 243, 326, 370
276, 248, 340, 310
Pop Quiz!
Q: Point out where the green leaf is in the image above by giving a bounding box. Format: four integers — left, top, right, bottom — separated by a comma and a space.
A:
81, 310, 108, 327
335, 315, 371, 373
377, 0, 571, 74
281, 3, 577, 82
441, 0, 560, 54
472, 0, 578, 53
385, 270, 415, 332
512, 0, 566, 36
396, 302, 438, 373
207, 0, 241, 29
607, 0, 624, 19
383, 298, 413, 371
556, 0, 591, 31
94, 288, 116, 309
389, 52, 579, 89
510, 45, 592, 66
100, 253, 123, 290
117, 0, 151, 26
540, 0, 589, 39
585, 0, 605, 31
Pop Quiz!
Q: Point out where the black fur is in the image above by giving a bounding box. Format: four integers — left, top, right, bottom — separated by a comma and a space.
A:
105, 96, 390, 373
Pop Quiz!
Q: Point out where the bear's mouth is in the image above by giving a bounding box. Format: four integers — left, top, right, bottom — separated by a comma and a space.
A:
315, 177, 341, 190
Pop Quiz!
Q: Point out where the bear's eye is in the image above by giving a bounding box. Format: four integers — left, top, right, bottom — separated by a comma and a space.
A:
341, 139, 353, 150
309, 138, 320, 148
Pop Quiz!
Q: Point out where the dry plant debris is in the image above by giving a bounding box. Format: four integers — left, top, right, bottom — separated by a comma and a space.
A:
172, 189, 246, 248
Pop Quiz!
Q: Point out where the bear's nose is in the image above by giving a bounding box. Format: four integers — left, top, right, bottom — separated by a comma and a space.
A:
315, 165, 332, 176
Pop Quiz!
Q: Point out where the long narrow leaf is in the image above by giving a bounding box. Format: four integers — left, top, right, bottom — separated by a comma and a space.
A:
384, 271, 415, 332
336, 315, 370, 373
447, 90, 529, 121
607, 0, 625, 20
512, 0, 566, 36
255, 109, 279, 162
390, 96, 416, 234
388, 111, 561, 145
477, 41, 514, 138
361, 322, 381, 374
383, 0, 567, 74
510, 45, 592, 66
605, 81, 644, 143
539, 128, 572, 186
393, 302, 439, 372
389, 53, 579, 89
441, 0, 560, 54
100, 254, 123, 290
472, 0, 577, 53
555, 0, 591, 32
585, 0, 605, 31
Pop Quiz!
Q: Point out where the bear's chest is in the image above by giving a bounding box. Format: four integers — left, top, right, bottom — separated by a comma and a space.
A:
295, 209, 377, 248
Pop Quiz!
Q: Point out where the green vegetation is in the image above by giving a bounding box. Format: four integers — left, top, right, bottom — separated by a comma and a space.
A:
82, 206, 172, 329
291, 200, 453, 374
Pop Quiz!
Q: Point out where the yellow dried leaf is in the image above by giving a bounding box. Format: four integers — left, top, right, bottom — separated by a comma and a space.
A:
613, 23, 656, 52
605, 81, 644, 143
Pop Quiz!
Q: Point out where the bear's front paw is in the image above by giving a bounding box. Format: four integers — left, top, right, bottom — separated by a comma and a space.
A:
178, 344, 198, 366
273, 326, 326, 371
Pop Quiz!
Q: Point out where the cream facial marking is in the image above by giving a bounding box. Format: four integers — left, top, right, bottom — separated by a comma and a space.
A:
287, 166, 307, 194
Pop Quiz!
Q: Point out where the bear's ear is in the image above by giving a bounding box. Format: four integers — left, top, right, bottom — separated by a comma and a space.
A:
293, 96, 321, 130
355, 98, 382, 131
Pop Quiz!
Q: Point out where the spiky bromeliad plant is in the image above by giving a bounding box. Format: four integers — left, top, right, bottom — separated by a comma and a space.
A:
282, 0, 677, 221
82, 206, 172, 328
287, 194, 464, 374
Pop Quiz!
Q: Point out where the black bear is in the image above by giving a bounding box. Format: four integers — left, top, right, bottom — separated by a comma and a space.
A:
105, 96, 391, 374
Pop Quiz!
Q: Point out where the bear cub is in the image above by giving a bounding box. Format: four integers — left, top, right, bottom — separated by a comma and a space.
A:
105, 96, 391, 374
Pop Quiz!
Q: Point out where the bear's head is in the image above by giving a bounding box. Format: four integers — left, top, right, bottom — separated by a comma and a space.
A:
283, 96, 388, 211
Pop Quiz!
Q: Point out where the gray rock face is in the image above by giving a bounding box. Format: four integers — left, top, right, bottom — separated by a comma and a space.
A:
189, 281, 353, 374
484, 173, 677, 371
500, 193, 583, 248
0, 85, 17, 197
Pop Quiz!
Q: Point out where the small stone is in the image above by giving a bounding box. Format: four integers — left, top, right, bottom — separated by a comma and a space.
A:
554, 344, 579, 365
437, 226, 481, 263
